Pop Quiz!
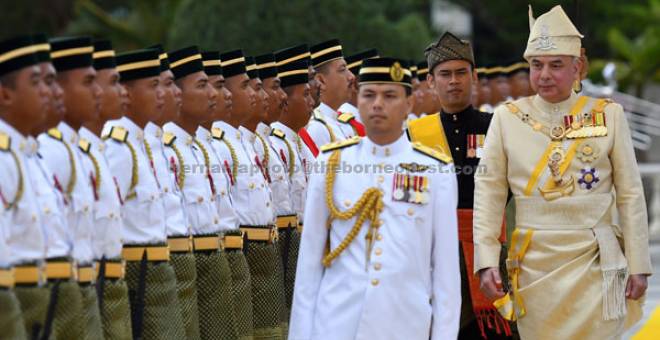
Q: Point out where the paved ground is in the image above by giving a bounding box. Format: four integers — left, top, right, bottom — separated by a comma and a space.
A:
624, 240, 660, 338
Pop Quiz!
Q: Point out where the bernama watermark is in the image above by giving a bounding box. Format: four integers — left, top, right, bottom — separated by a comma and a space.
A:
180, 162, 487, 176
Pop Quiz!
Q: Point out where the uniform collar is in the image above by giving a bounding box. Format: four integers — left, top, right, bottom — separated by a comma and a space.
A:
144, 121, 163, 139
57, 121, 79, 145
163, 122, 193, 146
440, 105, 474, 124
338, 102, 359, 115
318, 102, 338, 121
256, 122, 271, 138
271, 121, 297, 141
196, 126, 212, 143
212, 121, 240, 141
238, 126, 256, 144
531, 92, 579, 117
0, 119, 29, 154
118, 116, 144, 143
25, 136, 39, 156
363, 133, 409, 158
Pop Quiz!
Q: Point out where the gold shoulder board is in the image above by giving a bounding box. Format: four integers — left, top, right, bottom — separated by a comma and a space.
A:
47, 128, 63, 141
320, 136, 361, 153
162, 132, 176, 146
270, 128, 286, 139
211, 128, 225, 140
312, 108, 326, 123
78, 138, 91, 153
108, 126, 128, 143
337, 112, 355, 123
0, 132, 10, 151
412, 142, 451, 164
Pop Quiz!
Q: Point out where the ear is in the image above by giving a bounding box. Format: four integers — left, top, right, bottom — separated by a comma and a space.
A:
426, 74, 434, 89
0, 83, 14, 107
405, 91, 415, 113
471, 68, 479, 83
315, 73, 327, 93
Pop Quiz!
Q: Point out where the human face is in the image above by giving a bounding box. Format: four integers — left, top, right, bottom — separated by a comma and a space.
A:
160, 70, 181, 123
224, 73, 256, 127
509, 71, 532, 98
529, 55, 580, 103
316, 58, 354, 107
429, 59, 476, 113
284, 83, 314, 130
97, 68, 128, 122
413, 80, 439, 115
0, 66, 49, 132
179, 71, 217, 125
39, 62, 65, 128
249, 77, 269, 123
209, 74, 232, 122
478, 77, 492, 106
358, 83, 412, 138
124, 76, 165, 123
308, 65, 320, 107
262, 76, 287, 123
488, 75, 511, 104
58, 66, 102, 128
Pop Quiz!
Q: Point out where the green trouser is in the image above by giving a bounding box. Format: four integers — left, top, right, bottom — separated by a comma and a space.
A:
98, 278, 132, 340
0, 289, 28, 340
14, 285, 49, 340
125, 260, 186, 340
225, 248, 254, 340
196, 250, 238, 340
79, 283, 104, 340
170, 252, 200, 340
49, 280, 85, 340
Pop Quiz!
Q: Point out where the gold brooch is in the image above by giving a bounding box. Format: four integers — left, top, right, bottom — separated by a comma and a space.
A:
577, 142, 599, 163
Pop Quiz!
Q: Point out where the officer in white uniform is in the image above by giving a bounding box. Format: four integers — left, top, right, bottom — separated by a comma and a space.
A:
289, 57, 461, 340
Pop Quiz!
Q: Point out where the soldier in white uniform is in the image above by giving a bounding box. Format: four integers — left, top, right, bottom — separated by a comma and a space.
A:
103, 48, 186, 340
298, 39, 356, 157
38, 36, 104, 339
0, 35, 51, 340
289, 57, 461, 340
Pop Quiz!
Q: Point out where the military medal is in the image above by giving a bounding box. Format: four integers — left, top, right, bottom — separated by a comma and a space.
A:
476, 134, 485, 158
392, 173, 405, 201
466, 134, 476, 158
578, 167, 600, 190
419, 177, 429, 204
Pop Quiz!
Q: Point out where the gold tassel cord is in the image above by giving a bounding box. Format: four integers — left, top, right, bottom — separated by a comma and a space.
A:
321, 150, 384, 267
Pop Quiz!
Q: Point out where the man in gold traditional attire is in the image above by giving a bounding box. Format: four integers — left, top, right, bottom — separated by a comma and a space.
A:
474, 5, 652, 339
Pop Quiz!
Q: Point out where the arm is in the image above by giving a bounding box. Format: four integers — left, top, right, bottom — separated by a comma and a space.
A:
609, 104, 652, 275
431, 170, 461, 340
473, 109, 510, 272
288, 157, 329, 340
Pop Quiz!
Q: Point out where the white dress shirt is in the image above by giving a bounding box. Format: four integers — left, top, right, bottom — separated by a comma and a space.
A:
209, 122, 274, 226
195, 126, 238, 232
144, 122, 189, 237
255, 122, 294, 217
0, 120, 47, 265
269, 122, 307, 221
302, 103, 352, 154
78, 127, 123, 260
289, 134, 461, 340
338, 102, 362, 123
102, 117, 167, 244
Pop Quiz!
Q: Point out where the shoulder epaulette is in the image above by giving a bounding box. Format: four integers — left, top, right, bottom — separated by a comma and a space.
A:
412, 142, 451, 164
162, 132, 176, 146
337, 112, 355, 123
312, 108, 327, 123
320, 136, 361, 153
0, 132, 10, 151
211, 128, 225, 141
47, 128, 63, 141
270, 128, 286, 139
103, 126, 128, 143
78, 138, 91, 154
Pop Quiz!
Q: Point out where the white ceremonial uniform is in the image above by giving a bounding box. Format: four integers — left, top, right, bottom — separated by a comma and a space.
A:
161, 122, 221, 235
102, 117, 167, 245
269, 122, 308, 221
338, 102, 361, 123
195, 126, 238, 232
289, 135, 461, 340
0, 120, 48, 265
302, 103, 351, 151
255, 122, 295, 218
144, 122, 189, 237
38, 122, 95, 264
209, 122, 274, 226
78, 127, 123, 260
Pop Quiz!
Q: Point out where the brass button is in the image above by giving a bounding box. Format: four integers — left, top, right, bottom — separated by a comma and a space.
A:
374, 248, 382, 256
83, 205, 90, 213
371, 279, 379, 286
197, 196, 204, 203
407, 208, 414, 216
455, 147, 460, 151
376, 219, 383, 227
109, 213, 115, 219
164, 187, 169, 193
214, 218, 219, 224
374, 263, 382, 271
249, 183, 255, 189
278, 175, 284, 181
221, 190, 226, 196
377, 176, 384, 183
454, 129, 459, 134
344, 199, 351, 207
376, 234, 383, 241
44, 207, 51, 214
31, 214, 37, 222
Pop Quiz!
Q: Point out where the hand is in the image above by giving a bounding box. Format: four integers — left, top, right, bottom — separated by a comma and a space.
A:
479, 267, 505, 300
626, 274, 648, 300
